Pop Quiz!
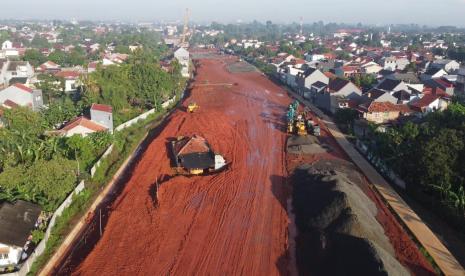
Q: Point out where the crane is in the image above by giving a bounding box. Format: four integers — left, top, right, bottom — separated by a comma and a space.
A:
181, 8, 190, 45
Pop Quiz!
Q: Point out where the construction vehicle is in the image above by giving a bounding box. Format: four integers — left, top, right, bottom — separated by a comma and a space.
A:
187, 102, 199, 113
170, 135, 228, 175
287, 121, 294, 134
307, 119, 321, 136
296, 120, 307, 136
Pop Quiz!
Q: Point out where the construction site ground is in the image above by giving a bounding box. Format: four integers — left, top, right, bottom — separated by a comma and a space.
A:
50, 50, 461, 276
54, 51, 293, 275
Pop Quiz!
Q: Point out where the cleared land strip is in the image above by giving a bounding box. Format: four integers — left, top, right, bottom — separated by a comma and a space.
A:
288, 91, 465, 276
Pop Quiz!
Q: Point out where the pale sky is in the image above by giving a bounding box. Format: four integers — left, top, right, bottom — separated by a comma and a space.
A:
1, 0, 465, 26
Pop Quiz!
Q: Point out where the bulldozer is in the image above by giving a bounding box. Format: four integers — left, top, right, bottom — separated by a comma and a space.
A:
187, 102, 199, 113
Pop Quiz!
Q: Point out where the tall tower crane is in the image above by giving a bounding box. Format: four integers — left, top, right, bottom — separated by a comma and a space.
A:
181, 8, 190, 45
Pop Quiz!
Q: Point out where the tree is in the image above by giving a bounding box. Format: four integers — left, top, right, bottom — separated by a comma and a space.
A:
0, 158, 78, 211
334, 108, 359, 132
23, 49, 47, 67
30, 35, 50, 49
36, 74, 64, 103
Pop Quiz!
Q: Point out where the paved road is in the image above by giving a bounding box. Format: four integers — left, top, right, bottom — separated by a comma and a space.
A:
289, 91, 465, 276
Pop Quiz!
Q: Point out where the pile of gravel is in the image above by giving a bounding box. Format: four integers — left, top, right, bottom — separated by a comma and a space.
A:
292, 161, 410, 276
286, 136, 328, 155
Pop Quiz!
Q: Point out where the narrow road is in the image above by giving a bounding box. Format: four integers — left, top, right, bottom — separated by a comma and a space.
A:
289, 91, 465, 276
54, 55, 293, 275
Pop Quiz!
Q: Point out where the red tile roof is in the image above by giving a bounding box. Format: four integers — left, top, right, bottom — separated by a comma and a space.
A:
410, 95, 440, 110
12, 83, 33, 93
2, 99, 19, 108
91, 103, 112, 113
55, 71, 81, 79
359, 101, 410, 113
61, 116, 107, 132
324, 71, 337, 79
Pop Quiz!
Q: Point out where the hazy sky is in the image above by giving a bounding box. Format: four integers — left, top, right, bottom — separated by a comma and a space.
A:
1, 0, 465, 26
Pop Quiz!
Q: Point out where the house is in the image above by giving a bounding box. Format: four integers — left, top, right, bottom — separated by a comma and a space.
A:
334, 65, 360, 78
381, 56, 397, 71
361, 62, 383, 74
430, 59, 460, 73
296, 68, 329, 93
59, 103, 113, 137
363, 88, 397, 104
283, 66, 304, 89
0, 83, 43, 111
59, 116, 108, 137
1, 40, 13, 50
386, 72, 420, 84
357, 101, 411, 124
0, 61, 34, 87
420, 67, 448, 82
37, 61, 61, 73
410, 94, 450, 114
0, 200, 42, 269
313, 78, 362, 113
376, 78, 409, 94
305, 53, 325, 62
392, 90, 417, 104
54, 71, 81, 92
424, 78, 455, 96
395, 57, 410, 71
90, 103, 113, 132
174, 47, 190, 78
87, 62, 99, 73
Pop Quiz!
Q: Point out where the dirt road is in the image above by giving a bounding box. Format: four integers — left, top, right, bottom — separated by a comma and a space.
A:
56, 54, 293, 275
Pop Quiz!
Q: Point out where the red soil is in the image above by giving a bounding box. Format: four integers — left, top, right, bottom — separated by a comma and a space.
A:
56, 54, 293, 275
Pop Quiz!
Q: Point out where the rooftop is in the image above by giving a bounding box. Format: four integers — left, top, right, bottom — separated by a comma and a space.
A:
0, 200, 41, 248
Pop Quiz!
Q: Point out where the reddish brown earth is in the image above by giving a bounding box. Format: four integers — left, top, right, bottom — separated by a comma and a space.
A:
56, 53, 293, 275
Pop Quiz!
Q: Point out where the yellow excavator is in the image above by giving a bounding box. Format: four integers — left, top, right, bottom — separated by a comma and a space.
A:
187, 102, 199, 113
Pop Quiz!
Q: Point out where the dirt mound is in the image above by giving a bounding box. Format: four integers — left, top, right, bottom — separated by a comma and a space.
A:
286, 136, 328, 155
292, 164, 410, 276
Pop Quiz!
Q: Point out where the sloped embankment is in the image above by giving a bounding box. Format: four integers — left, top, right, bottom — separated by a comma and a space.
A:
293, 160, 410, 276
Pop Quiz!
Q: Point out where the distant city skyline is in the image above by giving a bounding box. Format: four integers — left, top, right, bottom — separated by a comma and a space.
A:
1, 0, 465, 27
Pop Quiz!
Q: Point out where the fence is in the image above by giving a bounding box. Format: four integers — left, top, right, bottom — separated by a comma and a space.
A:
114, 95, 176, 132
355, 139, 406, 190
6, 181, 86, 276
